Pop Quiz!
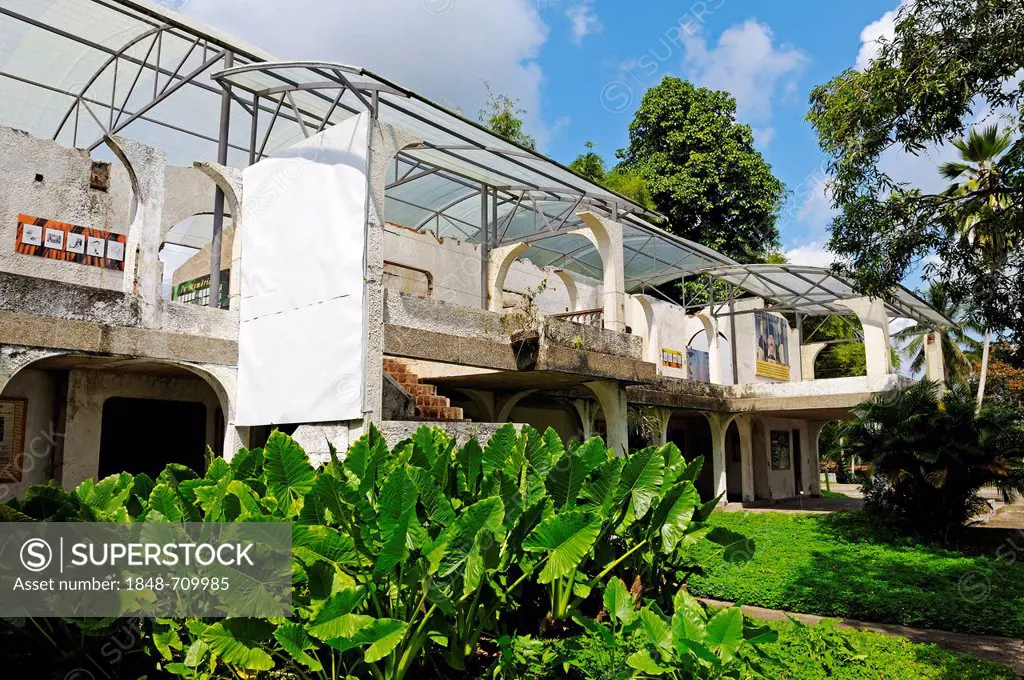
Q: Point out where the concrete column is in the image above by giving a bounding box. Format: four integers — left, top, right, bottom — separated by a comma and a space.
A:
575, 211, 626, 333
61, 370, 101, 489
633, 295, 661, 365
195, 163, 243, 311
807, 420, 828, 496
924, 330, 946, 388
584, 380, 629, 456
838, 297, 892, 380
696, 313, 723, 384
361, 121, 421, 434
800, 342, 827, 381
645, 407, 673, 445
487, 243, 530, 313
704, 412, 735, 503
572, 399, 598, 440
734, 414, 755, 502
107, 136, 167, 328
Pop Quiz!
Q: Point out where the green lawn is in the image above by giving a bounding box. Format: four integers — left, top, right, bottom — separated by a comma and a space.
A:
687, 511, 1024, 637
758, 621, 1016, 680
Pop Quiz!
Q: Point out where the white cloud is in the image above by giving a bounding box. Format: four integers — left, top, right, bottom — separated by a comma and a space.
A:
855, 3, 906, 70
796, 176, 836, 232
566, 0, 602, 45
180, 0, 558, 147
681, 19, 808, 135
783, 241, 836, 269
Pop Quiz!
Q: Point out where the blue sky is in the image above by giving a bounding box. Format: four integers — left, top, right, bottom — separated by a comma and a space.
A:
180, 0, 917, 272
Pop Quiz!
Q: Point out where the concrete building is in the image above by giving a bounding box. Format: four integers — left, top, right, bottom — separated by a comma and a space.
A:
0, 0, 950, 504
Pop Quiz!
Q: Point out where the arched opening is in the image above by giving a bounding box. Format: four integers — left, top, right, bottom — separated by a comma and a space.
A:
661, 412, 714, 499
506, 393, 580, 443
725, 420, 743, 502
0, 355, 230, 495
161, 213, 235, 309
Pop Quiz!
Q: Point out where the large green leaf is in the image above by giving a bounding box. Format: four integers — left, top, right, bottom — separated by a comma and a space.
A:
264, 431, 316, 515
705, 607, 745, 661
627, 649, 669, 675
653, 481, 700, 553
640, 608, 674, 656
437, 496, 504, 579
293, 525, 358, 567
274, 622, 323, 671
522, 510, 602, 584
455, 438, 484, 495
229, 446, 264, 479
483, 423, 517, 477
201, 621, 274, 671
306, 587, 370, 640
546, 437, 607, 509
603, 576, 635, 625
579, 458, 624, 517
376, 466, 419, 573
147, 483, 200, 522
617, 447, 665, 520
408, 466, 456, 527
326, 618, 408, 664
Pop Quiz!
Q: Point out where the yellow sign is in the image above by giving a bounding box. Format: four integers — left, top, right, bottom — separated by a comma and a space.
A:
756, 360, 790, 381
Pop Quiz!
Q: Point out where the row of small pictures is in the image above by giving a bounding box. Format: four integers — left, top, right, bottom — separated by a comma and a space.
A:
21, 224, 124, 261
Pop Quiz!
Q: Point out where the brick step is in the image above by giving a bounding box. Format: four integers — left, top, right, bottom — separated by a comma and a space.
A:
384, 358, 466, 423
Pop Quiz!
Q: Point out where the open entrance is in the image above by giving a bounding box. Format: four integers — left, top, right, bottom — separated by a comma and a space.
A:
98, 398, 209, 479
725, 421, 742, 502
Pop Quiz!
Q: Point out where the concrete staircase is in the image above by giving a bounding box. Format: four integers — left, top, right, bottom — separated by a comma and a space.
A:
383, 358, 465, 422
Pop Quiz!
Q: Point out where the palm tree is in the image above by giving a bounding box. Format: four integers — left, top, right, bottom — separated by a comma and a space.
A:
893, 281, 982, 384
940, 124, 1015, 409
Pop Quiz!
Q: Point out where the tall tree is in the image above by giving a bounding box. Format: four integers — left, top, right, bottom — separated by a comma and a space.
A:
618, 77, 786, 262
892, 282, 983, 384
478, 83, 536, 150
940, 125, 1016, 407
807, 0, 1024, 360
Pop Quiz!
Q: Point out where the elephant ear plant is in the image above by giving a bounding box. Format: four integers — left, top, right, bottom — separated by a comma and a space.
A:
2, 424, 761, 680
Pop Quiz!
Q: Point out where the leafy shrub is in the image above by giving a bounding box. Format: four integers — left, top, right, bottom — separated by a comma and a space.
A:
842, 381, 1024, 536
3, 424, 759, 680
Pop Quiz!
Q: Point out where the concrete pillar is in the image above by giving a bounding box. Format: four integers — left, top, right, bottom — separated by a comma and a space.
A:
575, 211, 626, 333
584, 380, 629, 456
107, 136, 166, 328
487, 243, 530, 313
807, 420, 828, 496
838, 297, 892, 380
696, 313, 723, 384
361, 121, 421, 434
800, 342, 827, 381
704, 412, 735, 503
734, 414, 755, 502
646, 407, 673, 445
551, 269, 579, 313
496, 389, 536, 423
195, 163, 243, 311
572, 399, 598, 440
61, 370, 101, 489
924, 330, 946, 387
633, 295, 661, 365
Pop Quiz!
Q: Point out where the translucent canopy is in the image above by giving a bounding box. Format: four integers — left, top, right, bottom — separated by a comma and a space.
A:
685, 264, 953, 327
0, 0, 950, 322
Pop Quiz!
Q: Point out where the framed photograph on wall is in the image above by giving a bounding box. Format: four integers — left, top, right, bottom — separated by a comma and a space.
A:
770, 430, 791, 471
0, 398, 27, 482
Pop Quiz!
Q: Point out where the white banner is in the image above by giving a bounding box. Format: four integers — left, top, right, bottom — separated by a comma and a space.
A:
236, 114, 370, 426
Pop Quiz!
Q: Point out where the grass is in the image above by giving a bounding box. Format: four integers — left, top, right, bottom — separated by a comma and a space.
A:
547, 618, 1013, 679
820, 489, 850, 499
758, 620, 1016, 680
686, 511, 1024, 637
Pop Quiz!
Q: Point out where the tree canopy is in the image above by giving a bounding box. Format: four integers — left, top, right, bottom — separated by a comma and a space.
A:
618, 77, 786, 262
807, 0, 1024, 343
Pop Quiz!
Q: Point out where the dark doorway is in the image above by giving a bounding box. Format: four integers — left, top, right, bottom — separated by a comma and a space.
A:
99, 398, 207, 479
792, 428, 803, 494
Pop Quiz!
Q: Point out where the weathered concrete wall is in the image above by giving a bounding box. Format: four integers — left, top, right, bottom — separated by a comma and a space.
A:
61, 369, 224, 489
0, 127, 133, 291
752, 416, 808, 500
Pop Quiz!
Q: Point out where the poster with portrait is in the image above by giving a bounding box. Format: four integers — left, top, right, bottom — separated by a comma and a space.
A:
755, 311, 791, 380
0, 398, 27, 482
770, 430, 791, 471
687, 348, 711, 383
